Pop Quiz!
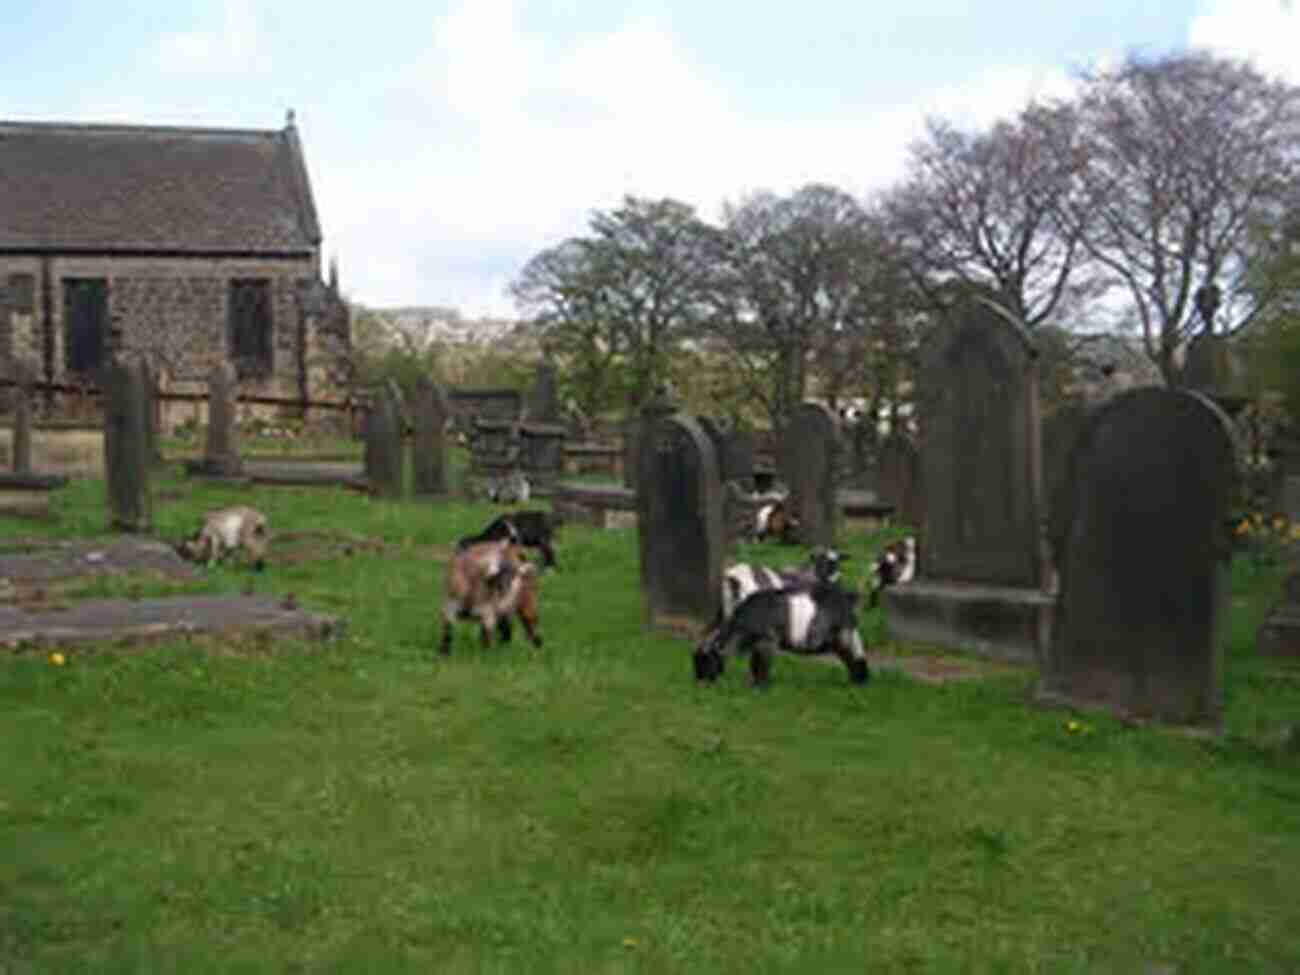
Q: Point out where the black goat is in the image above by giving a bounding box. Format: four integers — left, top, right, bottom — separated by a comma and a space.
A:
457, 510, 560, 570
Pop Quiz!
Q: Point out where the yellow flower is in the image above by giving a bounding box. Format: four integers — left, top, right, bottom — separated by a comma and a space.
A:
49, 652, 66, 667
1292, 525, 1300, 541
622, 937, 639, 949
1272, 517, 1288, 534
1236, 519, 1252, 536
1066, 720, 1081, 733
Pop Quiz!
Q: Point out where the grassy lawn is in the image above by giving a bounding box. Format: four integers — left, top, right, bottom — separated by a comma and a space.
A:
1, 468, 1298, 973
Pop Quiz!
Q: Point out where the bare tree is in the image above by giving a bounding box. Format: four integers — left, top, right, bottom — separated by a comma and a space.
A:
885, 99, 1092, 329
1068, 51, 1300, 382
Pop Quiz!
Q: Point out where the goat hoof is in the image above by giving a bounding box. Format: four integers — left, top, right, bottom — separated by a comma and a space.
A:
849, 661, 870, 685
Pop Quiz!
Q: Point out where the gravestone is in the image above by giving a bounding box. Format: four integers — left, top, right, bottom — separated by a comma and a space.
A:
11, 377, 32, 474
781, 402, 841, 548
881, 292, 1050, 664
878, 435, 922, 529
1041, 401, 1092, 587
202, 362, 243, 477
365, 383, 405, 498
138, 357, 163, 467
1037, 388, 1239, 727
527, 361, 561, 424
638, 412, 724, 632
412, 375, 449, 496
725, 428, 756, 485
519, 423, 567, 494
103, 357, 152, 533
626, 388, 677, 491
918, 295, 1043, 586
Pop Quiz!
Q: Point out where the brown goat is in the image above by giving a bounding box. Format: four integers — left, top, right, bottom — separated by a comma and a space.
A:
440, 538, 542, 655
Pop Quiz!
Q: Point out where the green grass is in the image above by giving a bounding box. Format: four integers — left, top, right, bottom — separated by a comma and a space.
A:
1, 468, 1298, 972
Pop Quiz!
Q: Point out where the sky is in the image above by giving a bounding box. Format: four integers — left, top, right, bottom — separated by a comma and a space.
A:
4, 0, 1299, 319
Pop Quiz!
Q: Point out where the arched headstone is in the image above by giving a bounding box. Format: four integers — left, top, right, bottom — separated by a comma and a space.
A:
1038, 388, 1239, 727
917, 295, 1042, 586
412, 376, 448, 496
782, 402, 841, 548
366, 383, 405, 498
638, 413, 724, 632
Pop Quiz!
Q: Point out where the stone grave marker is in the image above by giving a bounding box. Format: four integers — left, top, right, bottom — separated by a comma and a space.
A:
1038, 388, 1239, 727
366, 382, 405, 498
138, 356, 163, 467
11, 375, 32, 474
878, 434, 922, 529
782, 402, 841, 548
103, 357, 152, 532
917, 295, 1043, 587
412, 375, 449, 496
203, 362, 243, 477
528, 360, 561, 424
638, 412, 724, 632
519, 423, 566, 493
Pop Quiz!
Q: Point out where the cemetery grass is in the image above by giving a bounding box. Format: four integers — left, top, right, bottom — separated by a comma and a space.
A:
0, 474, 1298, 972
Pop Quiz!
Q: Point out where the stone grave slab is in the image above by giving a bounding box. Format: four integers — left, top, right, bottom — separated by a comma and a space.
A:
0, 537, 200, 601
0, 472, 70, 518
0, 594, 343, 653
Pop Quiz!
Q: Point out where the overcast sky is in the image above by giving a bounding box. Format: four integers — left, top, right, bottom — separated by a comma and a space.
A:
4, 1, 1297, 318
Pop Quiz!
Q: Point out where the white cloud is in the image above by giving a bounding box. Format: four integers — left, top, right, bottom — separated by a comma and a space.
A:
154, 0, 268, 76
1188, 0, 1300, 82
316, 1, 1105, 316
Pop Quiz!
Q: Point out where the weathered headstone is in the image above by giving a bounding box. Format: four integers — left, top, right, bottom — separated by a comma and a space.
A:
1038, 388, 1239, 727
781, 402, 841, 548
138, 357, 163, 467
1041, 401, 1091, 587
102, 357, 152, 532
528, 360, 562, 425
412, 375, 449, 496
626, 388, 677, 491
203, 362, 243, 477
917, 295, 1043, 587
519, 423, 566, 493
11, 377, 32, 474
365, 382, 405, 498
638, 412, 724, 632
878, 434, 922, 529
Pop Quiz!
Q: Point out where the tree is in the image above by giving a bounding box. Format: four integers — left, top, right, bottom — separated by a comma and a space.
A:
712, 184, 880, 429
886, 101, 1091, 330
511, 195, 725, 411
1068, 51, 1300, 383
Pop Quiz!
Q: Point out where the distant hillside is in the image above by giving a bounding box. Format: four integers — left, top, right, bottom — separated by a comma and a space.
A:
375, 307, 520, 347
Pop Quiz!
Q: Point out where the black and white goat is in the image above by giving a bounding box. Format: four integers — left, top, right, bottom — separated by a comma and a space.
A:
753, 500, 800, 544
721, 547, 847, 620
694, 580, 869, 686
869, 536, 917, 608
487, 470, 531, 505
457, 510, 560, 570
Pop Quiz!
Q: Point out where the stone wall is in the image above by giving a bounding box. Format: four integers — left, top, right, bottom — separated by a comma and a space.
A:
0, 254, 350, 417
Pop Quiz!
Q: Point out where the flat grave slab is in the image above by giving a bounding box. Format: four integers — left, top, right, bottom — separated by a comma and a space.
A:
0, 537, 201, 596
0, 594, 343, 652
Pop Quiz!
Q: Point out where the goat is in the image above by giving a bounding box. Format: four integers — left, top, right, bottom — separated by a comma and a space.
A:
440, 538, 542, 655
694, 581, 869, 687
488, 470, 531, 505
869, 536, 917, 608
456, 510, 560, 570
176, 506, 268, 571
721, 547, 848, 620
754, 500, 800, 544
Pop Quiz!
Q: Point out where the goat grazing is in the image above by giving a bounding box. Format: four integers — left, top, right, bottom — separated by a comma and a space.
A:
869, 536, 917, 608
456, 510, 560, 570
441, 539, 542, 655
176, 506, 268, 571
694, 580, 869, 687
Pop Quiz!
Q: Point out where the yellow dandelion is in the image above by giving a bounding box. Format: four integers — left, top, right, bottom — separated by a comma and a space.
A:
49, 652, 66, 667
1066, 720, 1081, 733
622, 937, 639, 949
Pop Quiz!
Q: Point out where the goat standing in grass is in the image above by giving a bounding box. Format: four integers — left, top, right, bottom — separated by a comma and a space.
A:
176, 506, 269, 571
694, 580, 869, 687
441, 538, 542, 654
869, 536, 917, 608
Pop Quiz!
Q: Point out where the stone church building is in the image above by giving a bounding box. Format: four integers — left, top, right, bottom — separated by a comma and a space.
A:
0, 112, 351, 420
